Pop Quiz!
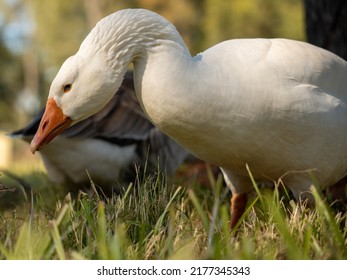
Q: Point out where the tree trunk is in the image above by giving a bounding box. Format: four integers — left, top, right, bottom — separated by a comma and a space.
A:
304, 0, 347, 60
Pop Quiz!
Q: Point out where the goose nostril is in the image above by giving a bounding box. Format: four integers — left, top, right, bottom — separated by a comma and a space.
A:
42, 120, 48, 131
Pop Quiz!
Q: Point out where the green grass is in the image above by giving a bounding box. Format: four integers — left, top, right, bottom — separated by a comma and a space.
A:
0, 163, 346, 260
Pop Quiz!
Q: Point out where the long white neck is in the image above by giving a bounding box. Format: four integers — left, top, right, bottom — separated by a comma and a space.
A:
79, 9, 199, 132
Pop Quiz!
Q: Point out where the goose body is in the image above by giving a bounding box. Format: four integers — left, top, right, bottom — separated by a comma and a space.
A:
13, 73, 188, 190
30, 9, 347, 227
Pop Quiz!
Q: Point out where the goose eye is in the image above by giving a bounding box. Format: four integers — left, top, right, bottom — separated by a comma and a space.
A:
63, 84, 72, 93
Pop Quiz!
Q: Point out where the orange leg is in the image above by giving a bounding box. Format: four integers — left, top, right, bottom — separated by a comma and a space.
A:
229, 192, 248, 230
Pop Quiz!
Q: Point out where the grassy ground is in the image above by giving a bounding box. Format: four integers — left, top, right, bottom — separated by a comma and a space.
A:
0, 161, 346, 260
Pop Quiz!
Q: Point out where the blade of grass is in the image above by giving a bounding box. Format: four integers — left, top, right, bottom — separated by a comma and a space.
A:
109, 223, 130, 260
49, 203, 70, 260
246, 164, 265, 209
86, 170, 100, 201
302, 224, 312, 258
0, 242, 11, 259
50, 220, 66, 260
78, 195, 97, 235
158, 207, 176, 259
188, 189, 209, 232
97, 201, 108, 259
207, 177, 224, 254
123, 182, 133, 201
154, 186, 182, 234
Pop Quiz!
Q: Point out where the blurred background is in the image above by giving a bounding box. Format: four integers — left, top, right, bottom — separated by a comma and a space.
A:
0, 0, 344, 168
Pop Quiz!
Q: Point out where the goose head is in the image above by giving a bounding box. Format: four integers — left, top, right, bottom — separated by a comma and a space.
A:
30, 52, 118, 153
30, 8, 187, 153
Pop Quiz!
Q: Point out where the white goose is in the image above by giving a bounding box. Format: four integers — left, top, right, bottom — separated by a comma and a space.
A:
13, 72, 188, 191
30, 9, 347, 228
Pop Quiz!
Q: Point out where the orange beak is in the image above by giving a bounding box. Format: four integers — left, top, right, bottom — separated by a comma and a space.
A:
30, 98, 72, 154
